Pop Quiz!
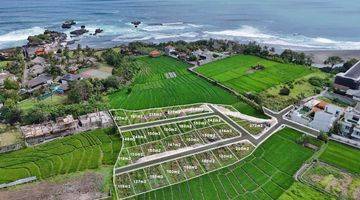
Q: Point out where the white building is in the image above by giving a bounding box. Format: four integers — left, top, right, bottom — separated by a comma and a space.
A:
290, 100, 344, 132
340, 103, 360, 140
164, 45, 176, 56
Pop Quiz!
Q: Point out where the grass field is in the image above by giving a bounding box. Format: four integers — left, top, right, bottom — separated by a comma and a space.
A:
18, 94, 68, 112
196, 55, 314, 95
0, 124, 22, 147
259, 72, 329, 111
135, 127, 314, 199
108, 56, 266, 118
279, 182, 335, 200
0, 128, 121, 184
319, 141, 360, 174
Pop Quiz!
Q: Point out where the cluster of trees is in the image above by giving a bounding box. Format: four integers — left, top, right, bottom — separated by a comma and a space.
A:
102, 49, 141, 82
131, 40, 313, 66
67, 77, 123, 104
3, 49, 25, 77
0, 76, 119, 125
279, 49, 313, 66
321, 57, 358, 74
0, 98, 107, 125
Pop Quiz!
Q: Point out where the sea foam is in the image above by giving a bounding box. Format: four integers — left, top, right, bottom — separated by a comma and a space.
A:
0, 27, 45, 42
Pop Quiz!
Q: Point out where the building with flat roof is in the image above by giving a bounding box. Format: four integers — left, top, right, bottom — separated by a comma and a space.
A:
334, 61, 360, 92
78, 111, 113, 130
290, 99, 344, 132
20, 115, 79, 145
339, 103, 360, 140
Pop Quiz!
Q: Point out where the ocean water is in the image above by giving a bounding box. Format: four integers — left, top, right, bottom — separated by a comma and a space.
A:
1, 0, 360, 50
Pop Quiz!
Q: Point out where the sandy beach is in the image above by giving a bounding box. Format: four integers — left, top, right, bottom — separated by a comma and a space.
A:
304, 50, 360, 67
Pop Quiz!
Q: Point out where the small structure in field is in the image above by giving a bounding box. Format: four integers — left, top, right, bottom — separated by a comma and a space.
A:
149, 50, 161, 58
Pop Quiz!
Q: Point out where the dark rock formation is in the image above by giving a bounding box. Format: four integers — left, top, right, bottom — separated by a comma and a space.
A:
27, 30, 67, 46
91, 28, 104, 36
131, 21, 141, 28
62, 20, 76, 29
70, 26, 89, 37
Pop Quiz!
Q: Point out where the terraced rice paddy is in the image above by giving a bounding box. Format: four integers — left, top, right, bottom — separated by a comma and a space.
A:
196, 55, 314, 94
108, 56, 265, 118
0, 128, 121, 184
134, 128, 314, 199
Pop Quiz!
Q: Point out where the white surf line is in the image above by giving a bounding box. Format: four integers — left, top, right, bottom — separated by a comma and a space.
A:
118, 140, 256, 200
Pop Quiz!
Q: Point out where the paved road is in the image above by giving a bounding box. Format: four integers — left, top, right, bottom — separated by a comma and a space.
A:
114, 104, 320, 175
263, 106, 320, 137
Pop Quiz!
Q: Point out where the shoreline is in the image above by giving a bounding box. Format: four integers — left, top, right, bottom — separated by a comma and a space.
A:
1, 40, 359, 67
303, 49, 360, 66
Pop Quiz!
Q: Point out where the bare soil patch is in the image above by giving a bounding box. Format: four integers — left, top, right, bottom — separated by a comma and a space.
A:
0, 172, 107, 200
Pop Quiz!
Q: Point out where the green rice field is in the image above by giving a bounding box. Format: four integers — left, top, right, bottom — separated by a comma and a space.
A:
319, 141, 360, 174
134, 127, 314, 199
196, 55, 314, 94
108, 56, 265, 118
0, 128, 121, 184
279, 182, 334, 200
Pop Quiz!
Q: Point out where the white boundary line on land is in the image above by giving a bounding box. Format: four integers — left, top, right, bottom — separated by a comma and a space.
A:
117, 140, 256, 200
120, 111, 214, 128
109, 102, 207, 112
207, 103, 273, 139
118, 115, 222, 133
108, 110, 123, 200
114, 116, 243, 172
115, 135, 254, 175
110, 102, 274, 199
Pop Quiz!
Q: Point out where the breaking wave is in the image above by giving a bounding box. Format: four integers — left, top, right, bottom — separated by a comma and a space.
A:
204, 25, 360, 50
0, 26, 45, 42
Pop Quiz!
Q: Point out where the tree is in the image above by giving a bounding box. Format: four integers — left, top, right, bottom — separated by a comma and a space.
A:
47, 64, 62, 78
63, 46, 70, 61
317, 132, 329, 143
0, 106, 22, 125
4, 78, 19, 90
68, 80, 94, 103
103, 76, 120, 89
85, 45, 95, 57
342, 58, 358, 71
279, 87, 290, 96
23, 107, 50, 124
324, 56, 343, 68
308, 77, 324, 87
